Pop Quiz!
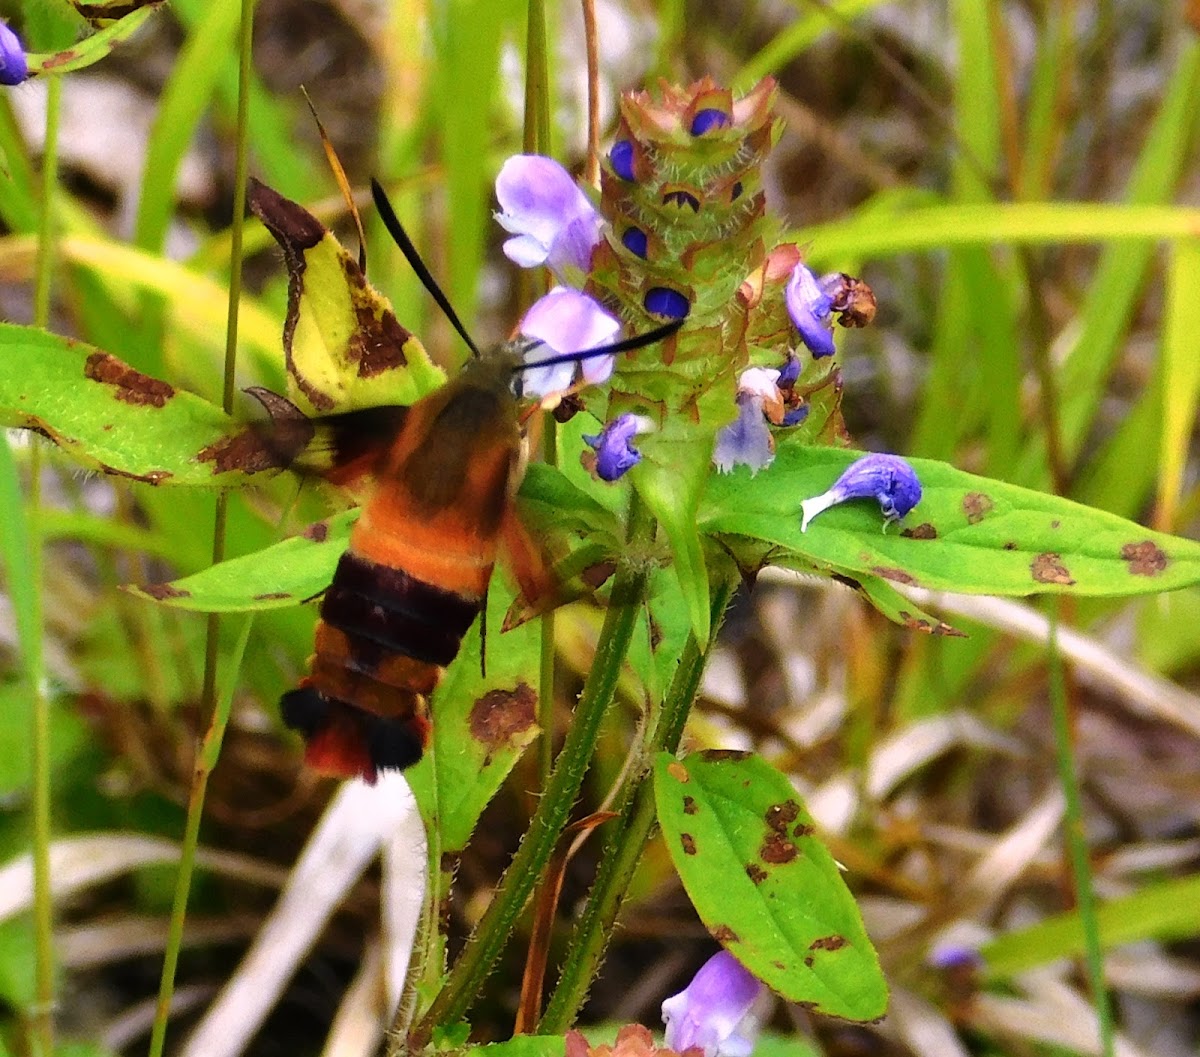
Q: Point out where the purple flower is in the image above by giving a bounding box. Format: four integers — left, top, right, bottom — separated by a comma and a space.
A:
0, 21, 28, 87
785, 263, 836, 358
690, 108, 731, 136
799, 453, 923, 532
495, 155, 604, 283
713, 368, 783, 475
661, 951, 768, 1057
583, 413, 650, 482
518, 287, 622, 397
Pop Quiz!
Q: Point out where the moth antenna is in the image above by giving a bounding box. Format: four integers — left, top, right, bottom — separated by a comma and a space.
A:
370, 177, 482, 359
301, 86, 368, 275
516, 318, 684, 374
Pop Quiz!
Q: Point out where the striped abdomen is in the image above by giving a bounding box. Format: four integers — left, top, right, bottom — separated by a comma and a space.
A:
281, 547, 488, 782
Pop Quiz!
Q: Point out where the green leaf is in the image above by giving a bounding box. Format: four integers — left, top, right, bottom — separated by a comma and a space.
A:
465, 1037, 565, 1057
0, 324, 265, 487
405, 578, 542, 851
126, 512, 357, 611
702, 444, 1200, 603
982, 872, 1200, 979
25, 6, 161, 75
653, 751, 887, 1020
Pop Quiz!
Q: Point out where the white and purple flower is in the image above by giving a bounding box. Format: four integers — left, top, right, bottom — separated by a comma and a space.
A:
518, 286, 623, 398
799, 453, 923, 532
0, 20, 28, 86
495, 154, 604, 285
661, 950, 769, 1057
785, 262, 838, 359
713, 368, 785, 475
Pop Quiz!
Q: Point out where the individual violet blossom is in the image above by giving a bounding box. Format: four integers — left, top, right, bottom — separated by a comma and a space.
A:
0, 21, 28, 86
661, 951, 769, 1057
518, 286, 622, 397
583, 413, 652, 482
713, 367, 784, 475
495, 154, 604, 284
785, 262, 836, 358
799, 453, 923, 532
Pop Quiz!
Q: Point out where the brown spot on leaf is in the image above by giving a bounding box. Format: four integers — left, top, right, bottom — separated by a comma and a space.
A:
680, 833, 697, 855
746, 863, 767, 884
303, 521, 330, 543
468, 682, 537, 751
1003, 541, 1017, 550
248, 178, 325, 250
666, 761, 689, 783
1122, 540, 1169, 576
765, 800, 800, 833
253, 592, 291, 601
901, 522, 938, 540
792, 823, 815, 838
682, 796, 697, 816
809, 934, 848, 952
346, 258, 413, 378
581, 560, 616, 589
141, 582, 189, 601
700, 748, 751, 762
710, 925, 739, 943
85, 352, 175, 407
75, 1, 155, 21
804, 955, 814, 968
963, 492, 994, 524
101, 464, 174, 486
831, 573, 862, 591
872, 566, 918, 586
198, 421, 309, 475
760, 833, 798, 864
1031, 552, 1075, 586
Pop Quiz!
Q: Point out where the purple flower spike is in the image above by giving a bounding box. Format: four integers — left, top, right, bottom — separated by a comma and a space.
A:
800, 453, 923, 532
583, 413, 648, 482
0, 21, 28, 87
713, 368, 781, 475
610, 139, 636, 181
519, 287, 622, 397
785, 262, 836, 358
495, 155, 604, 283
661, 951, 768, 1057
690, 108, 732, 136
644, 287, 690, 320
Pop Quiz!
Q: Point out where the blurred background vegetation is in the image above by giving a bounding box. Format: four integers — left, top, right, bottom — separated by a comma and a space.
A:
1, 0, 1199, 1055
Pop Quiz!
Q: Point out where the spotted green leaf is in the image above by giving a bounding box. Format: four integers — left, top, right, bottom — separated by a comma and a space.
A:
702, 443, 1200, 602
654, 751, 887, 1020
0, 323, 264, 487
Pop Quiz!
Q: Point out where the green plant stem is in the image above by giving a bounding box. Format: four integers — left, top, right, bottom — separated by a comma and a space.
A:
538, 422, 557, 787
1047, 607, 1114, 1057
27, 71, 63, 1057
538, 580, 733, 1032
522, 0, 550, 155
405, 497, 656, 1051
147, 3, 255, 1054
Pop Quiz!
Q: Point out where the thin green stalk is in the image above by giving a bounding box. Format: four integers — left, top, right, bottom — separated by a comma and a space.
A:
522, 0, 550, 156
1047, 608, 1114, 1057
27, 71, 63, 1057
146, 615, 255, 1057
538, 422, 557, 786
539, 582, 733, 1032
404, 498, 656, 1051
147, 2, 256, 1053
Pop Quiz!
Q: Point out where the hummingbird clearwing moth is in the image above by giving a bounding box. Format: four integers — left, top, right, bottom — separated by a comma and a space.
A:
249, 177, 680, 783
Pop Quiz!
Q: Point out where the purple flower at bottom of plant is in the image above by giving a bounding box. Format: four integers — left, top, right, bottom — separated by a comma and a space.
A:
0, 21, 28, 86
661, 951, 769, 1057
583, 413, 652, 482
518, 287, 622, 397
799, 453, 923, 533
713, 368, 783, 475
495, 154, 604, 283
785, 262, 836, 358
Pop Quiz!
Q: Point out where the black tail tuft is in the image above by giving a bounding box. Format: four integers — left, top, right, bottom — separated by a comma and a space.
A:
360, 711, 425, 773
281, 687, 330, 737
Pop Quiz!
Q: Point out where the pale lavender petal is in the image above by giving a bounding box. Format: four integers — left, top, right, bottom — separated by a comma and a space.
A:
713, 393, 775, 475
518, 287, 621, 397
662, 951, 766, 1057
